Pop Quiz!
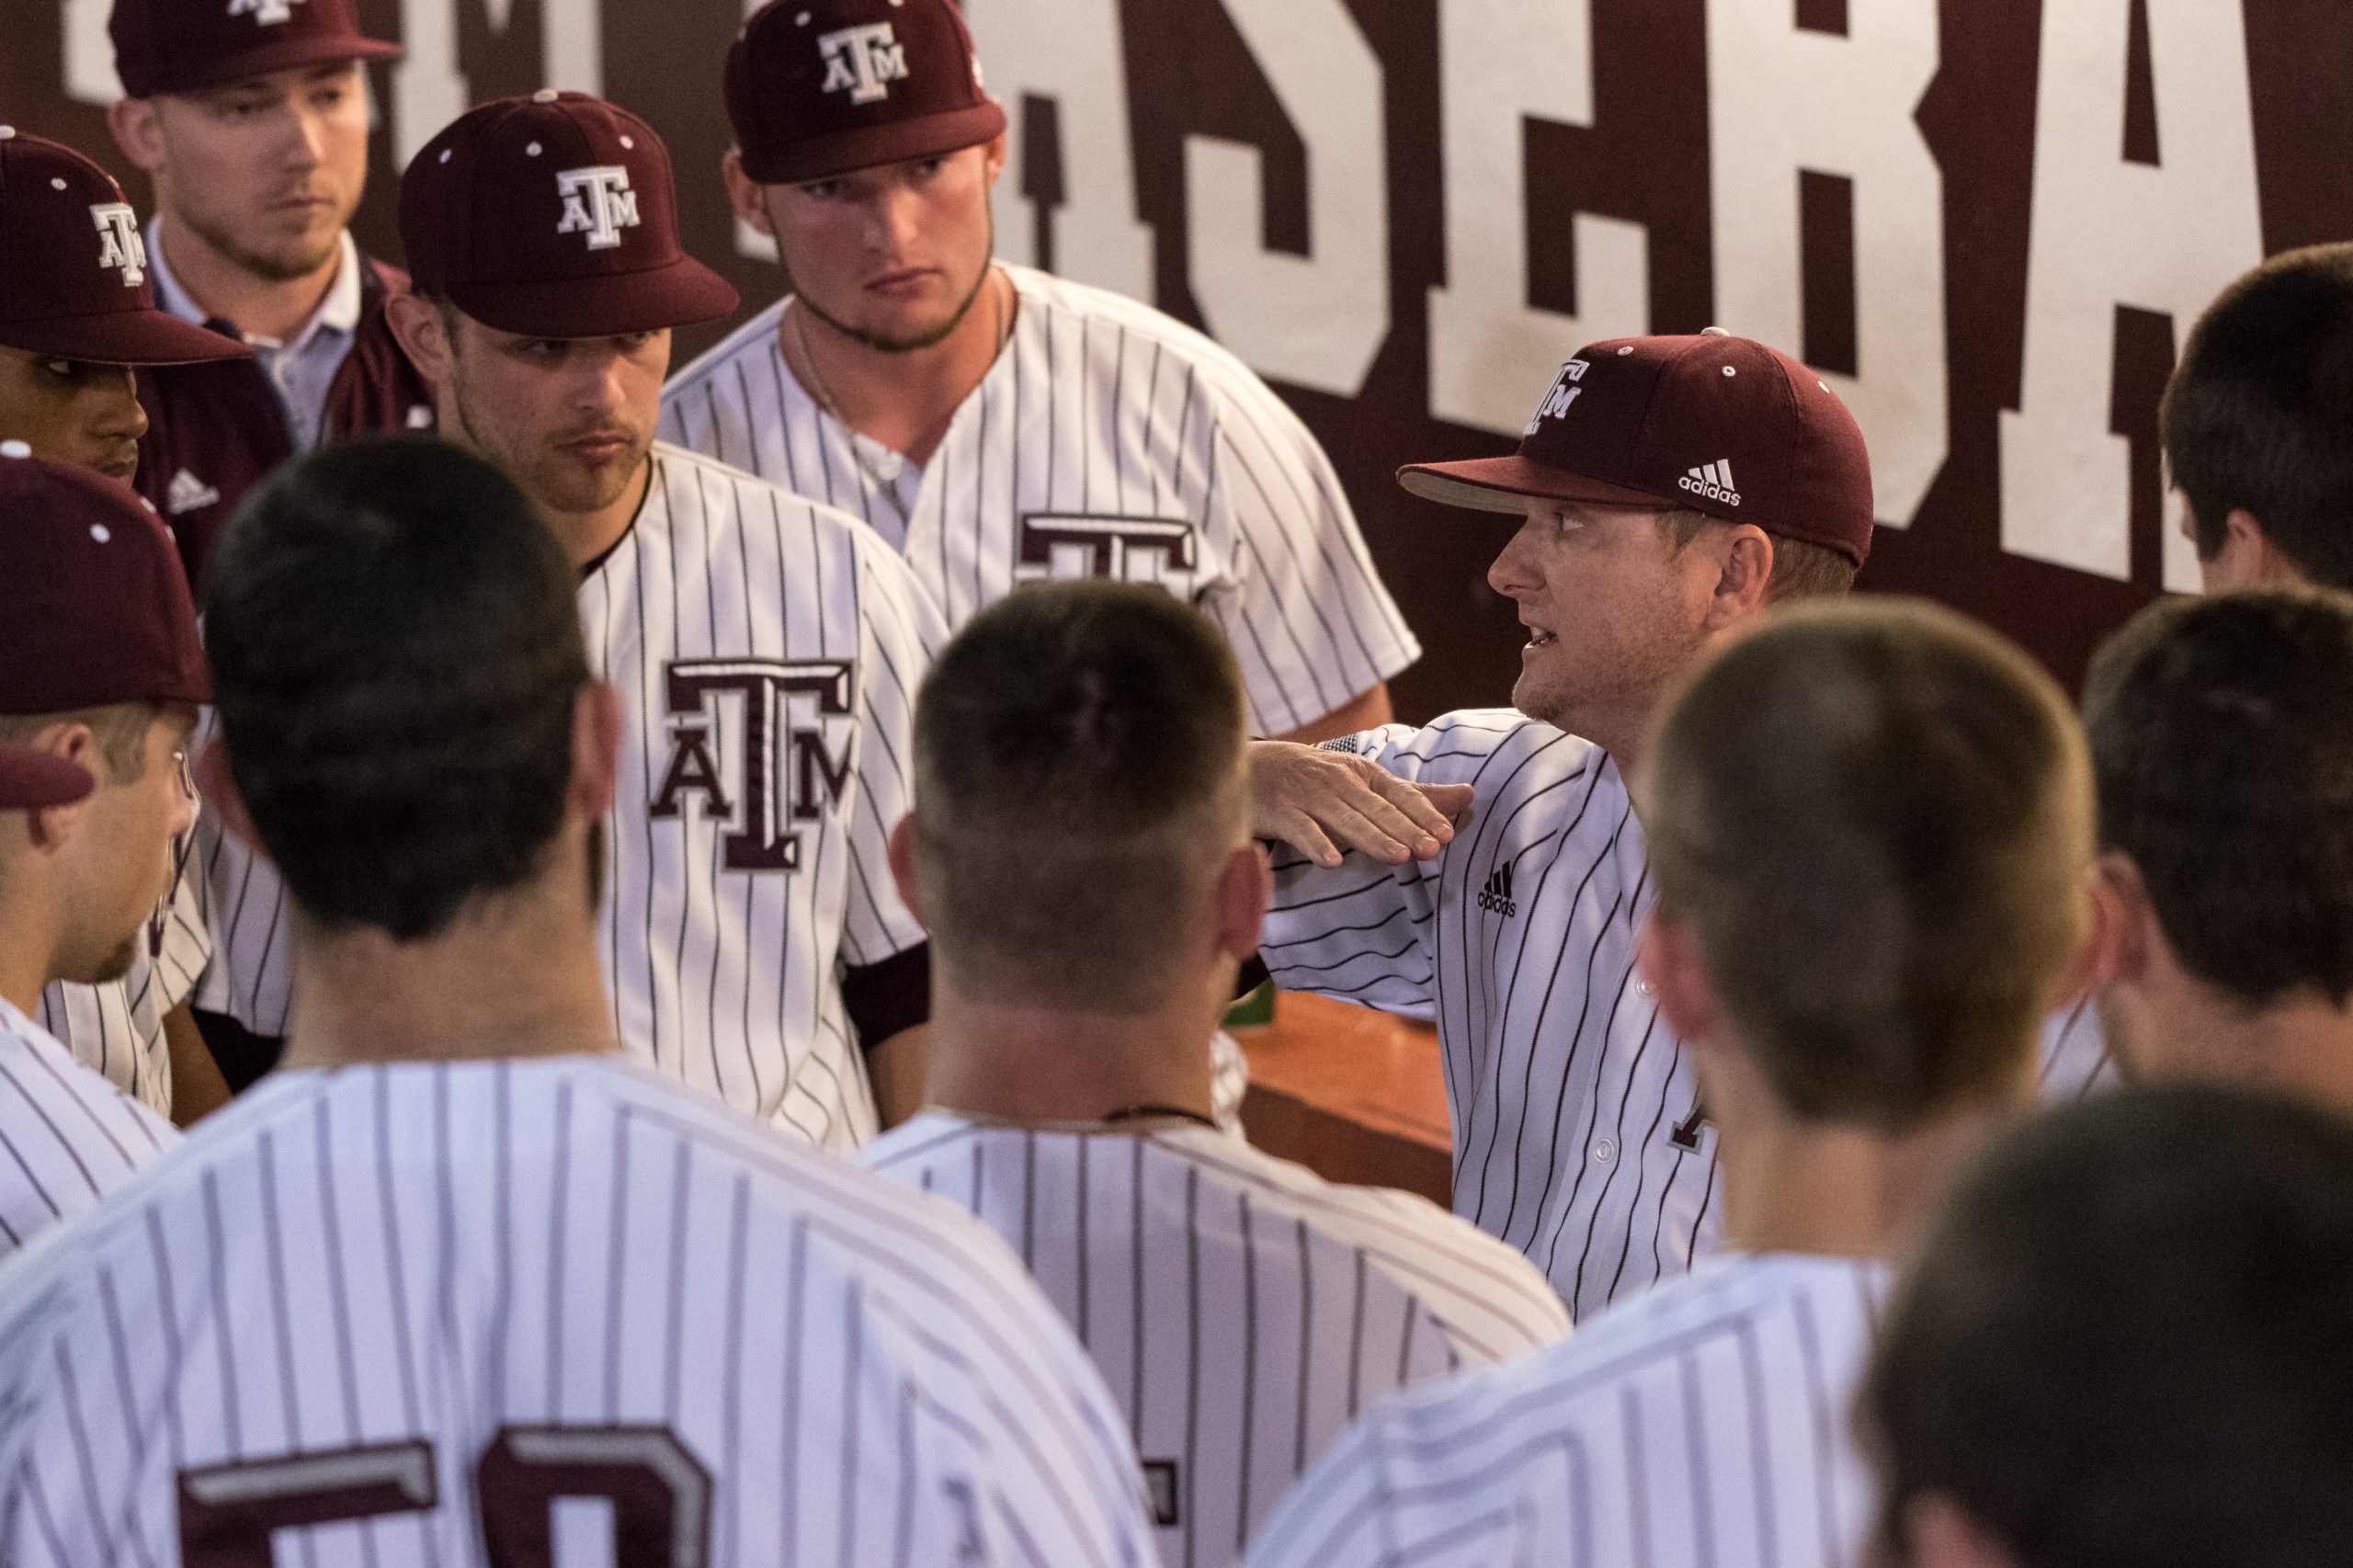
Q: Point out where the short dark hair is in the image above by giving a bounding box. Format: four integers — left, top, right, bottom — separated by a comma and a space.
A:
204, 438, 589, 940
2162, 244, 2353, 587
0, 705, 156, 781
912, 582, 1246, 1014
1639, 597, 2089, 1127
1657, 508, 1859, 600
2083, 590, 2353, 1008
1864, 1085, 2353, 1568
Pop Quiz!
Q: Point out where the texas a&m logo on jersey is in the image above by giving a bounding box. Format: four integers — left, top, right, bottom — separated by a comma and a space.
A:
818, 23, 909, 104
556, 165, 641, 252
91, 203, 146, 288
1015, 515, 1199, 597
650, 659, 856, 872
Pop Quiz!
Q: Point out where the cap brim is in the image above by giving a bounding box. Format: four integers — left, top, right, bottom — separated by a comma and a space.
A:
738, 101, 1009, 186
0, 309, 251, 368
445, 256, 743, 340
1397, 454, 1675, 515
0, 746, 94, 811
136, 37, 404, 97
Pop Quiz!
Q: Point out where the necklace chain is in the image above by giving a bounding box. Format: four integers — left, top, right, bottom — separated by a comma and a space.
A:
791, 267, 1009, 529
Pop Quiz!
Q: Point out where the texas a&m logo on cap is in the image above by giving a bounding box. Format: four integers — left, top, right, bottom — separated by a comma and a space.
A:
1523, 358, 1587, 436
555, 165, 641, 251
228, 0, 306, 25
91, 204, 147, 288
818, 22, 909, 104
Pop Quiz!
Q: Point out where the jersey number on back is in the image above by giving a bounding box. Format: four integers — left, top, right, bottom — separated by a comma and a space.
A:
177, 1425, 710, 1566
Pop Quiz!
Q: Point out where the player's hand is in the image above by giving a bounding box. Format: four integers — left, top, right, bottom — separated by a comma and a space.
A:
1248, 741, 1473, 868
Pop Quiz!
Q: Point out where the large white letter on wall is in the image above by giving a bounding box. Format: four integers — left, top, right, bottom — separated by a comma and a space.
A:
963, 0, 1154, 304
393, 0, 604, 165
1427, 0, 1648, 437
1999, 0, 2262, 587
1708, 0, 1946, 527
1185, 0, 1388, 397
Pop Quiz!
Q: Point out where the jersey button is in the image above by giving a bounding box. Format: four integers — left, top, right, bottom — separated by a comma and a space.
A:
1592, 1138, 1617, 1163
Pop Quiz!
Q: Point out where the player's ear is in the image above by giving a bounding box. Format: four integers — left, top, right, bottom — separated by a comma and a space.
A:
885, 814, 927, 928
1636, 911, 1721, 1046
1705, 525, 1776, 631
2086, 850, 2154, 992
384, 293, 453, 388
722, 149, 775, 237
979, 131, 1008, 187
1897, 1494, 2025, 1568
193, 739, 263, 856
570, 680, 623, 824
106, 97, 165, 175
1214, 842, 1271, 963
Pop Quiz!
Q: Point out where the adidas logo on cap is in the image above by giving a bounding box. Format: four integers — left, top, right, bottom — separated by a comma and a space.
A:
1477, 862, 1518, 919
165, 469, 220, 516
1679, 460, 1742, 506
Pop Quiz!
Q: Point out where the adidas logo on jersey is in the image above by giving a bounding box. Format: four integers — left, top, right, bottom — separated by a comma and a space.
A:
165, 469, 221, 516
1678, 460, 1741, 506
1477, 863, 1518, 918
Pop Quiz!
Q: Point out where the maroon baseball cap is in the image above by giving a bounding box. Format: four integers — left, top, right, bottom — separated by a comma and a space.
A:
401, 92, 738, 340
0, 129, 250, 367
0, 446, 209, 712
1400, 331, 1878, 567
0, 744, 95, 811
110, 0, 402, 100
727, 0, 1006, 184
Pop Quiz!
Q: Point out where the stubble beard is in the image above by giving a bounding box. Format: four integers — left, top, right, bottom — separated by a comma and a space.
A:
180, 199, 349, 287
779, 204, 996, 355
449, 369, 646, 520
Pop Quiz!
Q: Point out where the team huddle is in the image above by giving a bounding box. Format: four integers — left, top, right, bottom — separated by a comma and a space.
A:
0, 0, 2347, 1563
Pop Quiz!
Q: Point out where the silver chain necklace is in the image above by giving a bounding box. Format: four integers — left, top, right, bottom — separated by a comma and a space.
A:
791, 267, 1009, 529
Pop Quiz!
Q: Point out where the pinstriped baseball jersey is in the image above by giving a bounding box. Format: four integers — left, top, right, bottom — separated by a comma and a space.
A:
2038, 995, 2117, 1100
0, 997, 177, 1260
41, 869, 210, 1114
657, 264, 1421, 741
193, 446, 944, 1150
863, 1112, 1569, 1568
1258, 711, 1714, 1320
0, 1055, 1157, 1567
1240, 1252, 1889, 1568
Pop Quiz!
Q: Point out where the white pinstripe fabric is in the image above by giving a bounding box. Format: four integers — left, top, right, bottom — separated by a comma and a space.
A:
0, 997, 176, 1261
1243, 1253, 1889, 1568
41, 869, 210, 1115
867, 1113, 1570, 1568
0, 1055, 1157, 1567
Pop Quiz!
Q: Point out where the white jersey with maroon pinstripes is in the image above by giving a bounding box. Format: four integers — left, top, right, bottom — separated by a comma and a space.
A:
41, 870, 210, 1114
0, 996, 176, 1260
658, 264, 1420, 740
1258, 711, 1712, 1321
1240, 1252, 1888, 1568
192, 446, 944, 1150
864, 1112, 1570, 1568
0, 1055, 1157, 1568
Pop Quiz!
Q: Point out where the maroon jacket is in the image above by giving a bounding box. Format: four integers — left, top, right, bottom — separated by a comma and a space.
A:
134, 254, 436, 591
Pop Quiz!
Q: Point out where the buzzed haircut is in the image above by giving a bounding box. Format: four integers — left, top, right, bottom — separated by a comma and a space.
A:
204, 437, 590, 941
1864, 1085, 2353, 1568
912, 581, 1247, 1014
0, 705, 155, 782
2163, 244, 2353, 588
1638, 597, 2089, 1128
2082, 589, 2353, 1008
1656, 508, 1859, 601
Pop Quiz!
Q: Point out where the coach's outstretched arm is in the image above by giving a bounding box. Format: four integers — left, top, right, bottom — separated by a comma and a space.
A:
1248, 739, 1472, 868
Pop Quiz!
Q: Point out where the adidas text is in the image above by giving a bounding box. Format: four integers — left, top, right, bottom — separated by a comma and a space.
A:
1477, 864, 1518, 918
1678, 460, 1742, 506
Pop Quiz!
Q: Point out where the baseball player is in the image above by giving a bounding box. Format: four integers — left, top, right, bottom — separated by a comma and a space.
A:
0, 437, 1156, 1567
1245, 597, 2097, 1568
0, 127, 245, 1123
102, 0, 434, 1092
862, 581, 1568, 1568
0, 454, 203, 1257
1865, 1086, 2353, 1568
2078, 590, 2353, 1108
664, 0, 1427, 1123
1243, 333, 1872, 1317
374, 91, 941, 1145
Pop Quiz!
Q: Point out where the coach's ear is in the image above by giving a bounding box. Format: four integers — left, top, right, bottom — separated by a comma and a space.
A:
886, 814, 929, 929
194, 740, 264, 855
1637, 911, 1722, 1048
570, 680, 622, 823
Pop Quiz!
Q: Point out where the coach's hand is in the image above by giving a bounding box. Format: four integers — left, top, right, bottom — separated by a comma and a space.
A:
1249, 742, 1473, 868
